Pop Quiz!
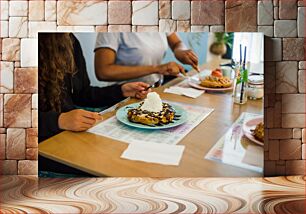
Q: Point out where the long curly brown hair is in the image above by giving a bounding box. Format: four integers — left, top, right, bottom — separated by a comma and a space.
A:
39, 33, 76, 113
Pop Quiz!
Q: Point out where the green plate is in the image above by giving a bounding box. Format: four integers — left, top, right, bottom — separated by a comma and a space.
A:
116, 102, 188, 130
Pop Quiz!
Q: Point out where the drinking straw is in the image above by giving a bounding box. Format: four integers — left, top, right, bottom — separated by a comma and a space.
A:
239, 44, 242, 65
240, 46, 247, 103
243, 46, 246, 70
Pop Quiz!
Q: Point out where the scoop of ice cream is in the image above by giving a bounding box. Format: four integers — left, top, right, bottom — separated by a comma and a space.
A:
140, 92, 163, 112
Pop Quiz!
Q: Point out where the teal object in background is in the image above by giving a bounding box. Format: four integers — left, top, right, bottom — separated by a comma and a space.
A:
116, 102, 188, 130
162, 32, 209, 71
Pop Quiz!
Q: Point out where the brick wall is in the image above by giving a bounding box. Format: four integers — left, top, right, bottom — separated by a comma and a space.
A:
0, 0, 305, 176
263, 0, 305, 176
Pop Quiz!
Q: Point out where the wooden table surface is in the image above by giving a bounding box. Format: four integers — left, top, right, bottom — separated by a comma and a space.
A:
39, 62, 263, 177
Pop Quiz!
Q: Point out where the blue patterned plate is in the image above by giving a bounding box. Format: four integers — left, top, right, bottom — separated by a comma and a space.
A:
116, 102, 187, 130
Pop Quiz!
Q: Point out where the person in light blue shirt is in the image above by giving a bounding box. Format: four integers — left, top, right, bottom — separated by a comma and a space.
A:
94, 32, 199, 85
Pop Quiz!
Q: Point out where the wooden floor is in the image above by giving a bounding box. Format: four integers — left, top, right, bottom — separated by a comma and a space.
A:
0, 176, 305, 213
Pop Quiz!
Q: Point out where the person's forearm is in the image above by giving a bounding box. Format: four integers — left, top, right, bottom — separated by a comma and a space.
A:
167, 34, 187, 53
172, 42, 187, 53
96, 64, 160, 81
170, 41, 188, 62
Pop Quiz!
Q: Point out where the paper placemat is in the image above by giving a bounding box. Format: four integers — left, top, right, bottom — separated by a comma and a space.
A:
87, 101, 213, 145
204, 112, 263, 173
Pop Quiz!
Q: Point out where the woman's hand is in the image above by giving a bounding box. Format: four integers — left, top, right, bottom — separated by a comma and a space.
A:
174, 49, 199, 71
167, 33, 199, 71
157, 62, 185, 76
121, 82, 151, 99
58, 109, 101, 132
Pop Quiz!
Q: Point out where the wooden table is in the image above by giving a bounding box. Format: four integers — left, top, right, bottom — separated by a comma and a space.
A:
39, 64, 263, 177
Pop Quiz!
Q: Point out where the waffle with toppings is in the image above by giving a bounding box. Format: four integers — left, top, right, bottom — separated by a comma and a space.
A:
200, 69, 232, 88
127, 102, 176, 126
251, 122, 264, 142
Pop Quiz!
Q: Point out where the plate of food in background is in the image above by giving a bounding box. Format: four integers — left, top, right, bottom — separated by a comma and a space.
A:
242, 117, 264, 146
188, 68, 233, 91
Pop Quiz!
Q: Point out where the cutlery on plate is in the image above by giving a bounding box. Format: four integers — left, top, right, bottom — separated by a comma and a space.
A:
192, 65, 201, 80
195, 65, 200, 73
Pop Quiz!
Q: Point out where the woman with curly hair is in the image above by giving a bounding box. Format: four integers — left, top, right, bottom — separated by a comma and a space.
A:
39, 33, 150, 142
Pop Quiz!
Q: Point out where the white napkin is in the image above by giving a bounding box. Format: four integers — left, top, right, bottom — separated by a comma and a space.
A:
164, 86, 204, 98
121, 141, 185, 166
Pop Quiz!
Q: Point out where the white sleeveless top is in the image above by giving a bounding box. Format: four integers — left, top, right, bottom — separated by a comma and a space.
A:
95, 32, 169, 85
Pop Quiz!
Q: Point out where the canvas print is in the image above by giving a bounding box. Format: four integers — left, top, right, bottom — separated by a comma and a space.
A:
38, 32, 264, 177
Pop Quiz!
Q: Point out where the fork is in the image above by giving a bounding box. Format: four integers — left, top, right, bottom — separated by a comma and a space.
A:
145, 79, 162, 91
